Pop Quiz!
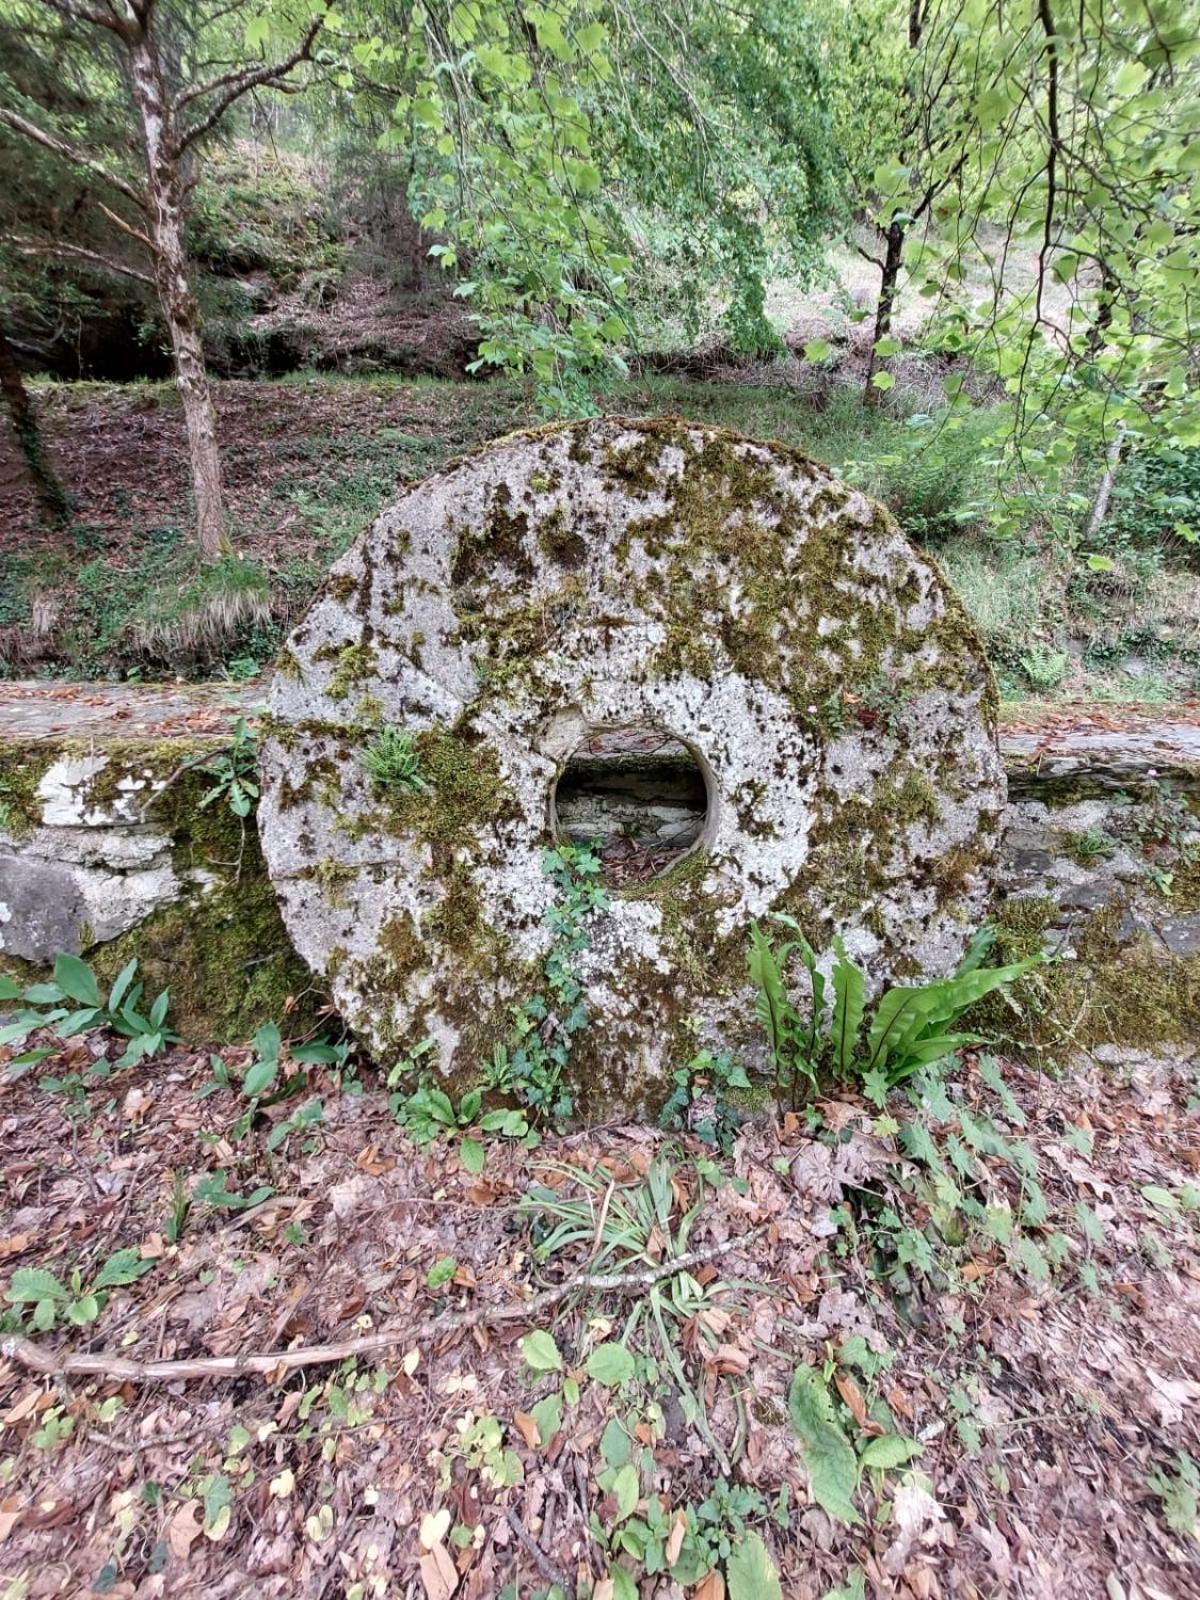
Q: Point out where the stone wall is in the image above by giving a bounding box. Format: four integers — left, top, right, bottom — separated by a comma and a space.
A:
0, 699, 1197, 1061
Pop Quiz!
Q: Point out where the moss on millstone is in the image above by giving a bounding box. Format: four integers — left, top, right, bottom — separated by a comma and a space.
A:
377, 724, 520, 849
452, 482, 536, 589
316, 640, 378, 703
0, 742, 57, 838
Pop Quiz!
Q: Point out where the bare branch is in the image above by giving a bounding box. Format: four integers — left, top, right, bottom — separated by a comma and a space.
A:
9, 237, 155, 286
96, 200, 156, 252
0, 107, 144, 209
174, 11, 326, 154
0, 1222, 769, 1386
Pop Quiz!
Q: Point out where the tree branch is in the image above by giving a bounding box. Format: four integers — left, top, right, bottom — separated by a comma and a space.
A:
10, 237, 155, 286
0, 1223, 769, 1386
174, 12, 326, 154
96, 201, 156, 253
36, 0, 128, 34
0, 107, 144, 209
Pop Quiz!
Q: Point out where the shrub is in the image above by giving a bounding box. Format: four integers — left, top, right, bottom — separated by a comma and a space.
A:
875, 412, 998, 547
1102, 445, 1200, 570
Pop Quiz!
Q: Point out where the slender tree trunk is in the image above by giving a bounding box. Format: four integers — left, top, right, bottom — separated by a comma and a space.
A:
863, 220, 904, 406
126, 29, 228, 560
1084, 428, 1124, 542
0, 318, 71, 525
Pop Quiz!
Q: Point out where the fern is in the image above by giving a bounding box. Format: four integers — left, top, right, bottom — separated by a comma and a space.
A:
359, 727, 426, 791
747, 920, 1044, 1109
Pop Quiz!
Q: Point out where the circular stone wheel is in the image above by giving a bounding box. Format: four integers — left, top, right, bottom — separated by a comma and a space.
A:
259, 417, 1005, 1114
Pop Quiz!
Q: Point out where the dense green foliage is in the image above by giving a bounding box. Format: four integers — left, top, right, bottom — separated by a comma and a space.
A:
0, 0, 1197, 592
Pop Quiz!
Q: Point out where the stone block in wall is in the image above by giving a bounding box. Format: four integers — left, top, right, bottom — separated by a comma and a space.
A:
0, 737, 317, 1041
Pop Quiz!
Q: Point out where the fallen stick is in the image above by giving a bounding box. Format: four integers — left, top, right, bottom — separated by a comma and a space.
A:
1, 1223, 769, 1386
505, 1507, 571, 1594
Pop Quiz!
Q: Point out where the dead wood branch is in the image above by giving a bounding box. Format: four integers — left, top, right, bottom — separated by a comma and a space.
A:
1, 1223, 770, 1386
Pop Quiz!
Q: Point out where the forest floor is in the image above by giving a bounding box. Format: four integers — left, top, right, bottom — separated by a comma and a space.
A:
1, 373, 1198, 702
0, 1029, 1198, 1599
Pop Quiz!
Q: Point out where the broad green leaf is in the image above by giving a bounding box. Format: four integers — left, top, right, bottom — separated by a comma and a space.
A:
518, 1330, 562, 1372
253, 1022, 281, 1062
859, 1434, 922, 1470
53, 954, 100, 1008
831, 938, 866, 1075
821, 1571, 867, 1600
612, 1462, 639, 1522
585, 1342, 635, 1387
6, 1267, 67, 1304
726, 1531, 783, 1600
106, 959, 138, 1015
93, 1248, 153, 1290
530, 1390, 563, 1447
788, 1366, 860, 1525
459, 1137, 486, 1175
803, 339, 832, 363
871, 371, 896, 391
0, 976, 22, 1001
611, 1569, 638, 1600
243, 1056, 279, 1099
600, 1417, 631, 1468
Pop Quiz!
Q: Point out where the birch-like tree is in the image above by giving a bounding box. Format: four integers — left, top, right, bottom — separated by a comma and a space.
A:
0, 0, 328, 558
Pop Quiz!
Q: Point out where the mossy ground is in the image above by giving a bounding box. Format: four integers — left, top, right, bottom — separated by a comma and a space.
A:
969, 892, 1200, 1061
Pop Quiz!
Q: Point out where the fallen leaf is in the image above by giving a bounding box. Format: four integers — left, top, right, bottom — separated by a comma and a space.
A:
2, 1388, 45, 1425
0, 1496, 22, 1544
0, 1235, 29, 1260
420, 1509, 451, 1551
694, 1570, 726, 1600
513, 1411, 540, 1450
665, 1508, 687, 1567
167, 1500, 203, 1559
835, 1371, 870, 1428
419, 1541, 459, 1600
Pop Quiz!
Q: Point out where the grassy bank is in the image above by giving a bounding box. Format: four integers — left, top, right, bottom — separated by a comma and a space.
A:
0, 373, 1197, 698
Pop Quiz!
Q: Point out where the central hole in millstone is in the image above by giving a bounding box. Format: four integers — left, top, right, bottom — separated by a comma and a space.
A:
552, 726, 710, 885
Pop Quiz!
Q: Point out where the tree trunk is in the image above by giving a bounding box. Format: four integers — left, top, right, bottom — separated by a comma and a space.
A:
127, 28, 228, 561
0, 318, 71, 525
863, 220, 904, 406
1084, 429, 1124, 542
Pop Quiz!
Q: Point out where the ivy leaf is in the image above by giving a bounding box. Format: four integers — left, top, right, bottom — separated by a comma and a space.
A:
871, 370, 896, 391
518, 1330, 562, 1372
726, 1531, 783, 1600
788, 1366, 861, 1525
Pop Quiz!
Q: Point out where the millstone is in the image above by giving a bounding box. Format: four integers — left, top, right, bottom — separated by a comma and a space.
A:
259, 417, 1005, 1111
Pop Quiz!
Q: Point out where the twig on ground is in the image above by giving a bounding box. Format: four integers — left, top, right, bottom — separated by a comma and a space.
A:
505, 1507, 571, 1594
2, 1223, 770, 1386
